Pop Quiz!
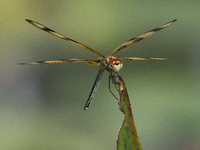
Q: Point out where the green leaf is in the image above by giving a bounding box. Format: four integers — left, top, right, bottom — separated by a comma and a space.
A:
117, 76, 141, 150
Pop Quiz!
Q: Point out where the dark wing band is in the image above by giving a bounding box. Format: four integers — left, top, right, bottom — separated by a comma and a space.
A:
119, 57, 168, 61
26, 19, 104, 57
109, 19, 177, 56
19, 59, 101, 66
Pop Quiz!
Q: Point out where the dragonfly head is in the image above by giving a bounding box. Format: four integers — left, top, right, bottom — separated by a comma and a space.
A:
108, 58, 123, 73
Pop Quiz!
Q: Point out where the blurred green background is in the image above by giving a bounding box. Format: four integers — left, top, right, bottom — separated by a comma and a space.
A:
1, 0, 200, 150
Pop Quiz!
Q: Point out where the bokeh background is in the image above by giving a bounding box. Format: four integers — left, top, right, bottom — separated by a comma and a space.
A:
1, 0, 200, 150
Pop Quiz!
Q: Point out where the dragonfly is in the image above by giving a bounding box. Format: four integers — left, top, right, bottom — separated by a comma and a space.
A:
21, 19, 177, 110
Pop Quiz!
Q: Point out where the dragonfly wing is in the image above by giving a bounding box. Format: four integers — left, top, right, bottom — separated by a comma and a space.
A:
25, 19, 104, 57
84, 61, 101, 67
19, 59, 101, 66
84, 66, 105, 110
109, 19, 177, 56
119, 57, 168, 61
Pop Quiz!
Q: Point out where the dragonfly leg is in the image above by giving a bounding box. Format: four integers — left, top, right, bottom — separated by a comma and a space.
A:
112, 74, 120, 92
109, 74, 120, 100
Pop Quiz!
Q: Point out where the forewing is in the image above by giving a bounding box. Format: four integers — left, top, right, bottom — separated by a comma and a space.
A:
19, 59, 101, 66
110, 19, 177, 56
119, 57, 168, 61
84, 61, 101, 66
26, 19, 104, 57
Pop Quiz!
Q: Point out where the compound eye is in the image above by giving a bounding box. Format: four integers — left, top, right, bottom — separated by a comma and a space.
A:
109, 59, 122, 66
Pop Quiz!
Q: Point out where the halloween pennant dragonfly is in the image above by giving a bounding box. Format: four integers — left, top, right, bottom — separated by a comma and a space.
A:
21, 19, 176, 110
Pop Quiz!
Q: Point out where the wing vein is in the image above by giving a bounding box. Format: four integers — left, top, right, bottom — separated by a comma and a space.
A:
109, 19, 177, 56
25, 19, 104, 57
